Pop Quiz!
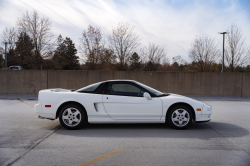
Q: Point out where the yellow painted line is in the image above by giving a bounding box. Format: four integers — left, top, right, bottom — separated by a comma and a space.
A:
16, 97, 34, 108
78, 149, 123, 166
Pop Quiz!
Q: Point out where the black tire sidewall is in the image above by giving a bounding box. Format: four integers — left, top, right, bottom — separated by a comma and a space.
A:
59, 104, 85, 130
167, 105, 193, 129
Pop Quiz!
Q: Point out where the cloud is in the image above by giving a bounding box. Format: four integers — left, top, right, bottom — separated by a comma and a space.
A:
0, 0, 250, 61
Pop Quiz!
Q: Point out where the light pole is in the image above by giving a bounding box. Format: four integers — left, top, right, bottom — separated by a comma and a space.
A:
218, 32, 228, 72
3, 42, 11, 69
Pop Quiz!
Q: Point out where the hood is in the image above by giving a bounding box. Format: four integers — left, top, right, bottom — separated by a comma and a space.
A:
167, 93, 202, 103
168, 93, 189, 98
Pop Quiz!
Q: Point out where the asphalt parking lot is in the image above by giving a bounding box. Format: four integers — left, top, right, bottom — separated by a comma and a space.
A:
0, 94, 250, 166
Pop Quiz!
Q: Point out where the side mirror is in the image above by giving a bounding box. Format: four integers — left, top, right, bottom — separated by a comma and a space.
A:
143, 92, 152, 100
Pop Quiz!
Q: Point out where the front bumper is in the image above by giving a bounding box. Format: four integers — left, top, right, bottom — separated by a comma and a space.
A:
195, 113, 212, 122
196, 119, 211, 123
195, 103, 212, 122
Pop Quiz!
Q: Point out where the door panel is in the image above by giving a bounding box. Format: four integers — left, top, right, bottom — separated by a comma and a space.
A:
103, 95, 162, 120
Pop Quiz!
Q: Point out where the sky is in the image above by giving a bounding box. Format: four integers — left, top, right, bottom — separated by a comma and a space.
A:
0, 0, 250, 61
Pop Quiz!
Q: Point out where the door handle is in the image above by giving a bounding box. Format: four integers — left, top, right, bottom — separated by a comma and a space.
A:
106, 97, 108, 99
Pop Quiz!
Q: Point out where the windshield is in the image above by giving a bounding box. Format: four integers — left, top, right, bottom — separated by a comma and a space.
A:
76, 82, 102, 92
135, 82, 164, 97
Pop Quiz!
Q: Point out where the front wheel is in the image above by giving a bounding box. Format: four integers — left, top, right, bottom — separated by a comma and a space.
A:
59, 104, 86, 130
167, 105, 193, 129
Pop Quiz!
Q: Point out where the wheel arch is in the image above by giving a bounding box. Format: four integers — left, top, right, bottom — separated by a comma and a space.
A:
56, 101, 88, 121
165, 102, 196, 122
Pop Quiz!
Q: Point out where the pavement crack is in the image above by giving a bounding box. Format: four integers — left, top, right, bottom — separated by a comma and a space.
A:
204, 123, 250, 156
6, 125, 61, 166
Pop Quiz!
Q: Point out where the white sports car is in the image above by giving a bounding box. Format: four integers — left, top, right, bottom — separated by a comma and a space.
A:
34, 80, 212, 130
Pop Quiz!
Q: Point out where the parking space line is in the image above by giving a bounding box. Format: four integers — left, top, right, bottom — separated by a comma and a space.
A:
16, 97, 34, 108
78, 149, 123, 166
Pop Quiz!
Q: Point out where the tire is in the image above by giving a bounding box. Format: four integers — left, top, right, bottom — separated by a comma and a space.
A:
167, 105, 193, 130
59, 104, 86, 130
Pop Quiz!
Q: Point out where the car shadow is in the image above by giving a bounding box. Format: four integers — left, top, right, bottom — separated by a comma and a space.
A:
55, 121, 249, 140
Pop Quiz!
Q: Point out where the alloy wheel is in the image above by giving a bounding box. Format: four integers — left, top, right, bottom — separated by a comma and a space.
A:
62, 107, 82, 127
171, 109, 190, 127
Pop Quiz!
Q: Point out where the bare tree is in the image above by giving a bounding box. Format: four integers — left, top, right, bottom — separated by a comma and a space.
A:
16, 10, 54, 67
169, 55, 187, 71
245, 49, 250, 66
225, 24, 249, 72
108, 22, 140, 70
0, 46, 4, 54
141, 42, 168, 71
0, 27, 17, 50
99, 48, 117, 70
172, 55, 186, 65
189, 35, 220, 72
0, 46, 4, 59
79, 25, 104, 70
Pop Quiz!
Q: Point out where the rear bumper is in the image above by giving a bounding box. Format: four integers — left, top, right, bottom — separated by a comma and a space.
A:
34, 103, 42, 115
34, 102, 56, 120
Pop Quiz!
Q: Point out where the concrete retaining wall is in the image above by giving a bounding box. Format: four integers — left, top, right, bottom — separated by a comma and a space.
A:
0, 70, 47, 95
0, 70, 249, 96
242, 73, 250, 96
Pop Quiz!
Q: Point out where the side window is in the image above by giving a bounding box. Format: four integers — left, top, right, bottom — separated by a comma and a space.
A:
109, 83, 145, 97
76, 82, 102, 93
96, 82, 109, 94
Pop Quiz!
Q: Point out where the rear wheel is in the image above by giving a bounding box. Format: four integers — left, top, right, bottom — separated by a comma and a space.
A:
167, 105, 193, 129
59, 104, 86, 130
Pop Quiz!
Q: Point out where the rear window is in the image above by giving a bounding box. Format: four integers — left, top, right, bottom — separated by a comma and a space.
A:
9, 67, 19, 69
76, 82, 102, 93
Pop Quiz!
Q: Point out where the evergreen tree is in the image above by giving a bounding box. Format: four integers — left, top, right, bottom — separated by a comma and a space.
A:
6, 48, 18, 67
144, 61, 157, 71
52, 35, 65, 69
0, 55, 4, 68
15, 32, 34, 69
0, 47, 4, 68
53, 35, 79, 70
129, 52, 141, 71
63, 37, 79, 70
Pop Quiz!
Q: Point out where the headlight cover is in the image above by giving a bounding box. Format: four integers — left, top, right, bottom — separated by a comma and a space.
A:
204, 103, 212, 111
